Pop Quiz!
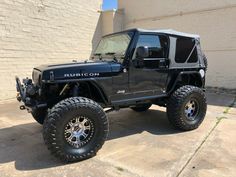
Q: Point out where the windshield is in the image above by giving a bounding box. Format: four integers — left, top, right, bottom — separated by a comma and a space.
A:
94, 32, 133, 57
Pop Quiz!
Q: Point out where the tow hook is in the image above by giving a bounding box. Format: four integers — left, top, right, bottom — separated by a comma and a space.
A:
19, 105, 26, 110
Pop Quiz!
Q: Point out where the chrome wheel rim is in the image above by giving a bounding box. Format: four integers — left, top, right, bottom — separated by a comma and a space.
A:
64, 116, 94, 148
184, 99, 199, 121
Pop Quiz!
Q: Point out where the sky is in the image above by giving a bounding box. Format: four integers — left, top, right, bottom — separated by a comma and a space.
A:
102, 0, 117, 10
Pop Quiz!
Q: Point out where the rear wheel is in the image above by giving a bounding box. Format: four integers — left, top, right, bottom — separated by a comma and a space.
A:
167, 85, 207, 131
130, 103, 152, 112
31, 108, 47, 125
43, 97, 108, 162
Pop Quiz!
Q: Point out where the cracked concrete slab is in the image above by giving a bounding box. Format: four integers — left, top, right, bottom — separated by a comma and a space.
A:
229, 109, 236, 115
226, 97, 236, 119
179, 118, 236, 177
0, 93, 235, 177
96, 106, 217, 177
228, 106, 236, 116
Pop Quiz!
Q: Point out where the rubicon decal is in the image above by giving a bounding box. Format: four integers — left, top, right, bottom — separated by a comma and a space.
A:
64, 73, 100, 78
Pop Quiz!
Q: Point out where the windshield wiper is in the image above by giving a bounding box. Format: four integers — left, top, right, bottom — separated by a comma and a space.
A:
93, 53, 103, 60
104, 53, 119, 62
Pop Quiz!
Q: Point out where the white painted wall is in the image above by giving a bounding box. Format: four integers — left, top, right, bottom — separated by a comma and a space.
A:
101, 9, 124, 36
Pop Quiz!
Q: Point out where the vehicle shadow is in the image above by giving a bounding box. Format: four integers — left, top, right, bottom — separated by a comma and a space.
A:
0, 122, 63, 170
0, 107, 181, 171
107, 108, 181, 141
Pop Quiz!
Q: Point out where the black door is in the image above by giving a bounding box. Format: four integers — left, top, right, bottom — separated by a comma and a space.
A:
129, 34, 169, 97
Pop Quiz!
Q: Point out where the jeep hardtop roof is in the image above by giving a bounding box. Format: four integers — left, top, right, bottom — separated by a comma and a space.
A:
106, 28, 200, 39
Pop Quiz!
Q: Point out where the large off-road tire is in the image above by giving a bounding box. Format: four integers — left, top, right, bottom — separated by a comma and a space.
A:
43, 97, 109, 163
31, 108, 47, 125
130, 103, 152, 112
167, 85, 207, 131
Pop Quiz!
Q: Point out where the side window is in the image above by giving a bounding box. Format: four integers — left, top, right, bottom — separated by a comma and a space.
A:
133, 35, 168, 59
175, 37, 198, 63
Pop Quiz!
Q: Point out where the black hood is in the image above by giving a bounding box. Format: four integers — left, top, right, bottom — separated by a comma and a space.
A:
33, 60, 122, 83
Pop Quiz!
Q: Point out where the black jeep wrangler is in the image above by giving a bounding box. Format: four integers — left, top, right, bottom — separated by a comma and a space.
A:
16, 29, 207, 162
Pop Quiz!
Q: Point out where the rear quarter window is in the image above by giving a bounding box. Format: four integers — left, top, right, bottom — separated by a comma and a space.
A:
175, 37, 198, 63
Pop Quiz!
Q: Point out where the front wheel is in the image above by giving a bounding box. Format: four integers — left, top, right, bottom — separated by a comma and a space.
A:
43, 97, 109, 162
167, 85, 207, 131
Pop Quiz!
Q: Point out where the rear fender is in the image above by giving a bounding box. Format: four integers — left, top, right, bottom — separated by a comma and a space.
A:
167, 71, 204, 95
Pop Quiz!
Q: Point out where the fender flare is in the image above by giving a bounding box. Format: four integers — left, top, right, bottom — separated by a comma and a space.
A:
89, 80, 109, 105
167, 71, 204, 95
45, 78, 109, 105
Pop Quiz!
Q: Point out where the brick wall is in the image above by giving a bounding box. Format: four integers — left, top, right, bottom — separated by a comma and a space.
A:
0, 0, 102, 100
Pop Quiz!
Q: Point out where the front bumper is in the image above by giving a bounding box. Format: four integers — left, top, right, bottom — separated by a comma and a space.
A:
15, 76, 46, 112
15, 76, 33, 112
15, 76, 25, 102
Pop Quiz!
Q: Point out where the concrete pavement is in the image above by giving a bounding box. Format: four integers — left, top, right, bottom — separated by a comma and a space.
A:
0, 92, 235, 177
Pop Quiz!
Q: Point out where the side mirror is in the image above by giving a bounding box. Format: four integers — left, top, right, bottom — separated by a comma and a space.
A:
136, 46, 149, 59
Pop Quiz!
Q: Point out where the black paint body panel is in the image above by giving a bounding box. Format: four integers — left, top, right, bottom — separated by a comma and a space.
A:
29, 29, 205, 107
